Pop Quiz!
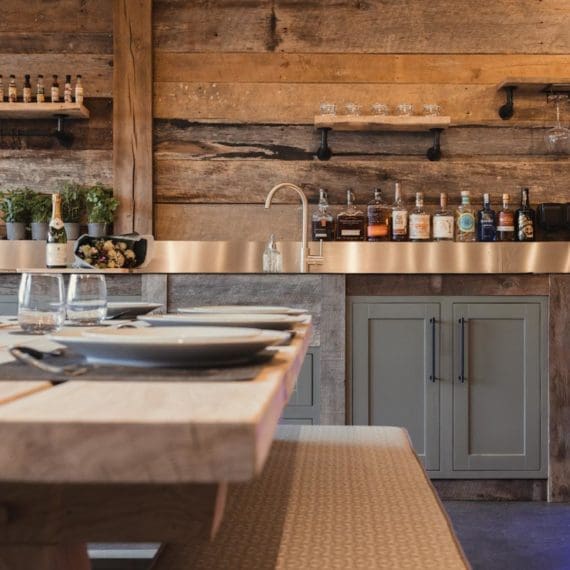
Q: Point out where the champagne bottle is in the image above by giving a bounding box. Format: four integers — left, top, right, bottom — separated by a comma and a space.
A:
46, 193, 68, 268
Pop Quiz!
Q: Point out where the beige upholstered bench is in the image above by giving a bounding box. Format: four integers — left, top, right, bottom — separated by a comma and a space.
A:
153, 426, 469, 569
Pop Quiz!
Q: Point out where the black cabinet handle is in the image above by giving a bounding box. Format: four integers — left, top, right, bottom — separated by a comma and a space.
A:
429, 317, 439, 382
458, 317, 466, 383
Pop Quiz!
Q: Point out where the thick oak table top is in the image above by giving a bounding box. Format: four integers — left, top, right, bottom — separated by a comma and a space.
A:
0, 320, 312, 485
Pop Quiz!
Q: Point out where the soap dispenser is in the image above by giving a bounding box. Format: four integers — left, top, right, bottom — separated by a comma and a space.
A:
262, 234, 283, 273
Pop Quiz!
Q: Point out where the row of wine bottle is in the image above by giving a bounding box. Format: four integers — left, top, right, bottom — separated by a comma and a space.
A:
311, 184, 536, 242
0, 74, 84, 104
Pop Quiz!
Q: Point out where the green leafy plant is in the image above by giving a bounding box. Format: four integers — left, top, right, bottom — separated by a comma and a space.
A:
30, 193, 52, 223
0, 187, 34, 223
85, 182, 119, 224
57, 181, 85, 223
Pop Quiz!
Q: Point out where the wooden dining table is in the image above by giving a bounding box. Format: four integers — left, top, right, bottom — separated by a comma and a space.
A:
0, 319, 312, 569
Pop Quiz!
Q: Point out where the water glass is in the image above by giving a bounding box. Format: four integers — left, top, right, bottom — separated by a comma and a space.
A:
18, 273, 66, 334
319, 102, 336, 116
396, 103, 414, 116
423, 104, 441, 117
371, 103, 390, 116
344, 102, 361, 115
66, 274, 107, 325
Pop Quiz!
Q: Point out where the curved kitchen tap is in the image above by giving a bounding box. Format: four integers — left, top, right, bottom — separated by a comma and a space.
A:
264, 183, 324, 273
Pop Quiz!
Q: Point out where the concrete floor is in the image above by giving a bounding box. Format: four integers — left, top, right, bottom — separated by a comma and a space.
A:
91, 501, 570, 570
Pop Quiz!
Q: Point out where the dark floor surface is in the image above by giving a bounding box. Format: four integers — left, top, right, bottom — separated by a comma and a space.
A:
91, 501, 570, 570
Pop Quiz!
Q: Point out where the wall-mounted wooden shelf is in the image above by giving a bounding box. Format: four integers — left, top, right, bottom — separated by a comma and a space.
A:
313, 114, 451, 161
0, 102, 90, 120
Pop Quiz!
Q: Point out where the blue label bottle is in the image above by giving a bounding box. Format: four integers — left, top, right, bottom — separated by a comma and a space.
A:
477, 193, 496, 242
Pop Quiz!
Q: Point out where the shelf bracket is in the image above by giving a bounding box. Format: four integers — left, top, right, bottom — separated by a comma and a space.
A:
53, 114, 75, 148
498, 86, 516, 120
316, 127, 332, 161
426, 128, 443, 161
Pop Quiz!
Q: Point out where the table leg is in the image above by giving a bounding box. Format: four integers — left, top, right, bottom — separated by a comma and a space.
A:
0, 543, 89, 570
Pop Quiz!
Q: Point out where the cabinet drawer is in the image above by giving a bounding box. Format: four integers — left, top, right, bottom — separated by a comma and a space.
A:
288, 352, 314, 407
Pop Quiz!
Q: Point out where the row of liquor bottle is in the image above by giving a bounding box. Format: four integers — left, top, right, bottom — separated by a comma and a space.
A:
0, 74, 84, 104
312, 184, 536, 242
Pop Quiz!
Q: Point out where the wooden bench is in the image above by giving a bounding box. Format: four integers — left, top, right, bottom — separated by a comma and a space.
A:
152, 426, 469, 569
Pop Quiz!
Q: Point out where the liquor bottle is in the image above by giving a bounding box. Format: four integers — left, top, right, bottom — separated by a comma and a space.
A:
312, 189, 335, 241
477, 193, 496, 242
455, 190, 476, 242
336, 189, 366, 241
64, 74, 72, 103
75, 75, 84, 105
36, 75, 45, 103
409, 192, 431, 241
0, 75, 4, 102
22, 74, 32, 103
496, 193, 515, 241
515, 187, 535, 242
432, 192, 454, 241
46, 193, 68, 269
366, 188, 390, 241
390, 182, 408, 241
8, 75, 17, 103
51, 75, 60, 103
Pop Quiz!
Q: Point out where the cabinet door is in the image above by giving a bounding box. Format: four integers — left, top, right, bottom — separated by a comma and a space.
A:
352, 302, 441, 470
452, 303, 542, 471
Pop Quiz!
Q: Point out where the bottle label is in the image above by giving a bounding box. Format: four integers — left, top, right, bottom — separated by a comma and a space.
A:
457, 212, 475, 233
75, 86, 84, 104
409, 214, 430, 239
37, 91, 45, 103
497, 212, 514, 232
50, 219, 64, 231
479, 219, 496, 241
517, 213, 534, 240
51, 87, 59, 102
392, 211, 408, 235
64, 85, 72, 103
8, 86, 17, 103
23, 87, 32, 103
433, 215, 454, 239
367, 223, 388, 238
46, 243, 67, 267
341, 229, 362, 237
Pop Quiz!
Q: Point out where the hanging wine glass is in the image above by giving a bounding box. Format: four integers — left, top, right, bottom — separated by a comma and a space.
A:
545, 95, 570, 154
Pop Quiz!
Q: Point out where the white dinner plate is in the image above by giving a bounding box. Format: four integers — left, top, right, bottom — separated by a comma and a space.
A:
106, 302, 163, 320
178, 305, 308, 316
139, 313, 306, 330
50, 326, 288, 367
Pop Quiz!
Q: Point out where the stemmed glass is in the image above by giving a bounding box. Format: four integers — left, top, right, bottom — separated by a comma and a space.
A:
545, 95, 570, 153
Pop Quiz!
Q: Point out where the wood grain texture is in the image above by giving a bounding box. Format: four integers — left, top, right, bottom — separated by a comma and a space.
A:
0, 32, 112, 54
0, 544, 90, 570
113, 0, 153, 234
155, 53, 570, 85
0, 381, 51, 406
153, 0, 570, 54
547, 275, 570, 502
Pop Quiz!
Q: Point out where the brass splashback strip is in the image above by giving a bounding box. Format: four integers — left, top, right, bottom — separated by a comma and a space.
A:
6, 240, 570, 274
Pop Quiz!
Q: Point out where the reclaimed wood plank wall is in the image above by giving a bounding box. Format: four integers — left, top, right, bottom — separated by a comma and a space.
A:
0, 0, 113, 203
153, 0, 570, 240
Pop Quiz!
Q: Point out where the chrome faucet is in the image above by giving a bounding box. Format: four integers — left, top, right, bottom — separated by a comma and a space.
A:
264, 183, 324, 273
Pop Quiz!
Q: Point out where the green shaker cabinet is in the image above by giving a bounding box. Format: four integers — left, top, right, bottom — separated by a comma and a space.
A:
350, 297, 547, 479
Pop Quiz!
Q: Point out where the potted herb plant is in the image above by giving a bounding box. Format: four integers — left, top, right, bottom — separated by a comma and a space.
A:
0, 187, 34, 240
85, 182, 119, 237
58, 181, 85, 240
30, 192, 52, 240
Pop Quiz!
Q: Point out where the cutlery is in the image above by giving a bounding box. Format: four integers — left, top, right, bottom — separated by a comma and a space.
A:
9, 346, 88, 377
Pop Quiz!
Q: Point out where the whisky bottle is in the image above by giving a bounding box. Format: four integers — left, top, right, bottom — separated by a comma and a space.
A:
8, 75, 17, 103
22, 74, 32, 103
75, 75, 84, 105
432, 192, 454, 241
515, 188, 535, 242
409, 192, 431, 241
366, 188, 390, 241
497, 193, 515, 241
46, 194, 68, 269
64, 74, 72, 103
477, 193, 496, 242
336, 189, 366, 241
36, 74, 45, 103
455, 191, 476, 242
51, 75, 60, 103
390, 182, 408, 241
312, 189, 335, 241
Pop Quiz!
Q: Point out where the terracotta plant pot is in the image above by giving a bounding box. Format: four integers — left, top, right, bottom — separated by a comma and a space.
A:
87, 223, 107, 238
5, 222, 27, 240
30, 222, 48, 241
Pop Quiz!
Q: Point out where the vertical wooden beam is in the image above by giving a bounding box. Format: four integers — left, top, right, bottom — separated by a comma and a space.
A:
113, 0, 153, 235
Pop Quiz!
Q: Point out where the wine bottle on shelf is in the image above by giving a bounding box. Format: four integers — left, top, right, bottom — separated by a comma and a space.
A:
409, 191, 431, 242
336, 189, 366, 241
367, 188, 390, 241
36, 74, 45, 103
496, 193, 515, 242
64, 74, 72, 103
390, 182, 408, 241
50, 75, 60, 103
75, 75, 84, 105
455, 191, 476, 242
432, 192, 454, 241
8, 75, 17, 103
46, 193, 68, 269
477, 193, 496, 242
22, 74, 32, 103
515, 188, 535, 242
312, 188, 335, 241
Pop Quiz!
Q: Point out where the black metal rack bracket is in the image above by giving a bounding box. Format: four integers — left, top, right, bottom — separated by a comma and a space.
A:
316, 127, 332, 161
426, 128, 443, 161
498, 86, 516, 120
